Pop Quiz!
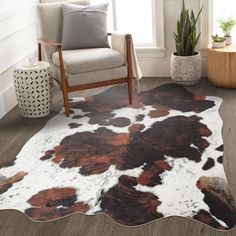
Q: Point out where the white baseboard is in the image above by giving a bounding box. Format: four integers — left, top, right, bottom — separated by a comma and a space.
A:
139, 57, 171, 77
138, 57, 207, 77
0, 82, 17, 119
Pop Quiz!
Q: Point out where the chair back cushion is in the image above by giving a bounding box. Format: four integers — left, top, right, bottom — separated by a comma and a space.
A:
62, 3, 109, 50
37, 0, 90, 63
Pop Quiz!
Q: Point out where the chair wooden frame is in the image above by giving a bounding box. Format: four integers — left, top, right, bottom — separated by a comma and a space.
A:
38, 33, 133, 117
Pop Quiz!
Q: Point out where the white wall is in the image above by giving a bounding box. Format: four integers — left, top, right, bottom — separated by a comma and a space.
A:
0, 0, 38, 119
0, 0, 210, 118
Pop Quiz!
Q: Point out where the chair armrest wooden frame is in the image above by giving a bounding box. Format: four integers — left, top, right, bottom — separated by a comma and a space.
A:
37, 38, 62, 61
37, 33, 133, 117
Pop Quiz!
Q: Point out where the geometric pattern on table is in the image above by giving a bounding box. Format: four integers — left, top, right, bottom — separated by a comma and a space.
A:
13, 62, 52, 118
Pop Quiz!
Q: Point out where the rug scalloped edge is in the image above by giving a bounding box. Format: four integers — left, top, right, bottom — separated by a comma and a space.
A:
0, 208, 235, 232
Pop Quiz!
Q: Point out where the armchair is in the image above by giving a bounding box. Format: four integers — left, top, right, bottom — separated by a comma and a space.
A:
37, 1, 133, 117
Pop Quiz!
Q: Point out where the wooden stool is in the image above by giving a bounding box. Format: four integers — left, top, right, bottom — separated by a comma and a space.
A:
207, 45, 236, 88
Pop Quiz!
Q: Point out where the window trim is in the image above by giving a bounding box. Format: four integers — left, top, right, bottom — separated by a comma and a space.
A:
199, 0, 212, 49
111, 0, 166, 58
197, 0, 212, 57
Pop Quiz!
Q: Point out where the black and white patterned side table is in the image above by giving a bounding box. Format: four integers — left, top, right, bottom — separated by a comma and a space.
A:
13, 61, 52, 118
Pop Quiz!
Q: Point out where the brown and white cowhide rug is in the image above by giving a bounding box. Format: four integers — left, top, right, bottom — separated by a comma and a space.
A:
0, 84, 236, 230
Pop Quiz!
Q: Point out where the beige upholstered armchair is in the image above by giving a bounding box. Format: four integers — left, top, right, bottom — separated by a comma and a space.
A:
37, 0, 133, 116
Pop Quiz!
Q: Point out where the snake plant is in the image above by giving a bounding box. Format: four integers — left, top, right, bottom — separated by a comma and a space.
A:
173, 0, 203, 56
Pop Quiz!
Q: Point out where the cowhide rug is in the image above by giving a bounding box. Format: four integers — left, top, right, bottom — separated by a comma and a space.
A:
0, 84, 236, 230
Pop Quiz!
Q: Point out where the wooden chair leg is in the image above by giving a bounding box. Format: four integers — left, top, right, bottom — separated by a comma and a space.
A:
126, 34, 133, 105
127, 77, 133, 105
58, 45, 70, 117
62, 88, 70, 117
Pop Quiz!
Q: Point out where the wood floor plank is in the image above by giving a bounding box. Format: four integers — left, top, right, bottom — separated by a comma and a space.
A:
0, 77, 236, 235
62, 214, 105, 236
0, 211, 37, 236
31, 219, 69, 236
152, 217, 187, 236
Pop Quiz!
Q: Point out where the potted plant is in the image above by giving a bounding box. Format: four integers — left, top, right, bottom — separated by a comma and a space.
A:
218, 17, 236, 45
171, 0, 203, 85
211, 34, 226, 48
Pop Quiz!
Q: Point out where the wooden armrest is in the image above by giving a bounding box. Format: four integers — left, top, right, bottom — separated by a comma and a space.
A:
125, 34, 132, 39
38, 38, 62, 47
108, 32, 132, 39
37, 38, 62, 62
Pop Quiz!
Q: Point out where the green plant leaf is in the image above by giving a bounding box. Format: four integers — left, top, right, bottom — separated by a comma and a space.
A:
172, 0, 203, 56
218, 17, 236, 36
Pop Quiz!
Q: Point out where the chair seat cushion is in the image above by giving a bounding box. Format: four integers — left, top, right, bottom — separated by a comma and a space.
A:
52, 64, 128, 87
52, 48, 125, 74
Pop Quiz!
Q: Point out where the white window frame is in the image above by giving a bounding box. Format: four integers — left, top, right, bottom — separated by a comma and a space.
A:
111, 0, 166, 58
208, 0, 236, 45
199, 0, 212, 49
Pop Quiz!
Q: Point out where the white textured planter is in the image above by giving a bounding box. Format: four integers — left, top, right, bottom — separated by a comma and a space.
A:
212, 41, 226, 48
225, 36, 232, 45
170, 52, 201, 85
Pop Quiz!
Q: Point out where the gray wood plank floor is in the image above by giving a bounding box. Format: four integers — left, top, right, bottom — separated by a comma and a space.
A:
0, 77, 236, 236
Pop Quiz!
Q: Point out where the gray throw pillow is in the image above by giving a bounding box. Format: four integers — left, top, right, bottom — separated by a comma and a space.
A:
62, 3, 109, 50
